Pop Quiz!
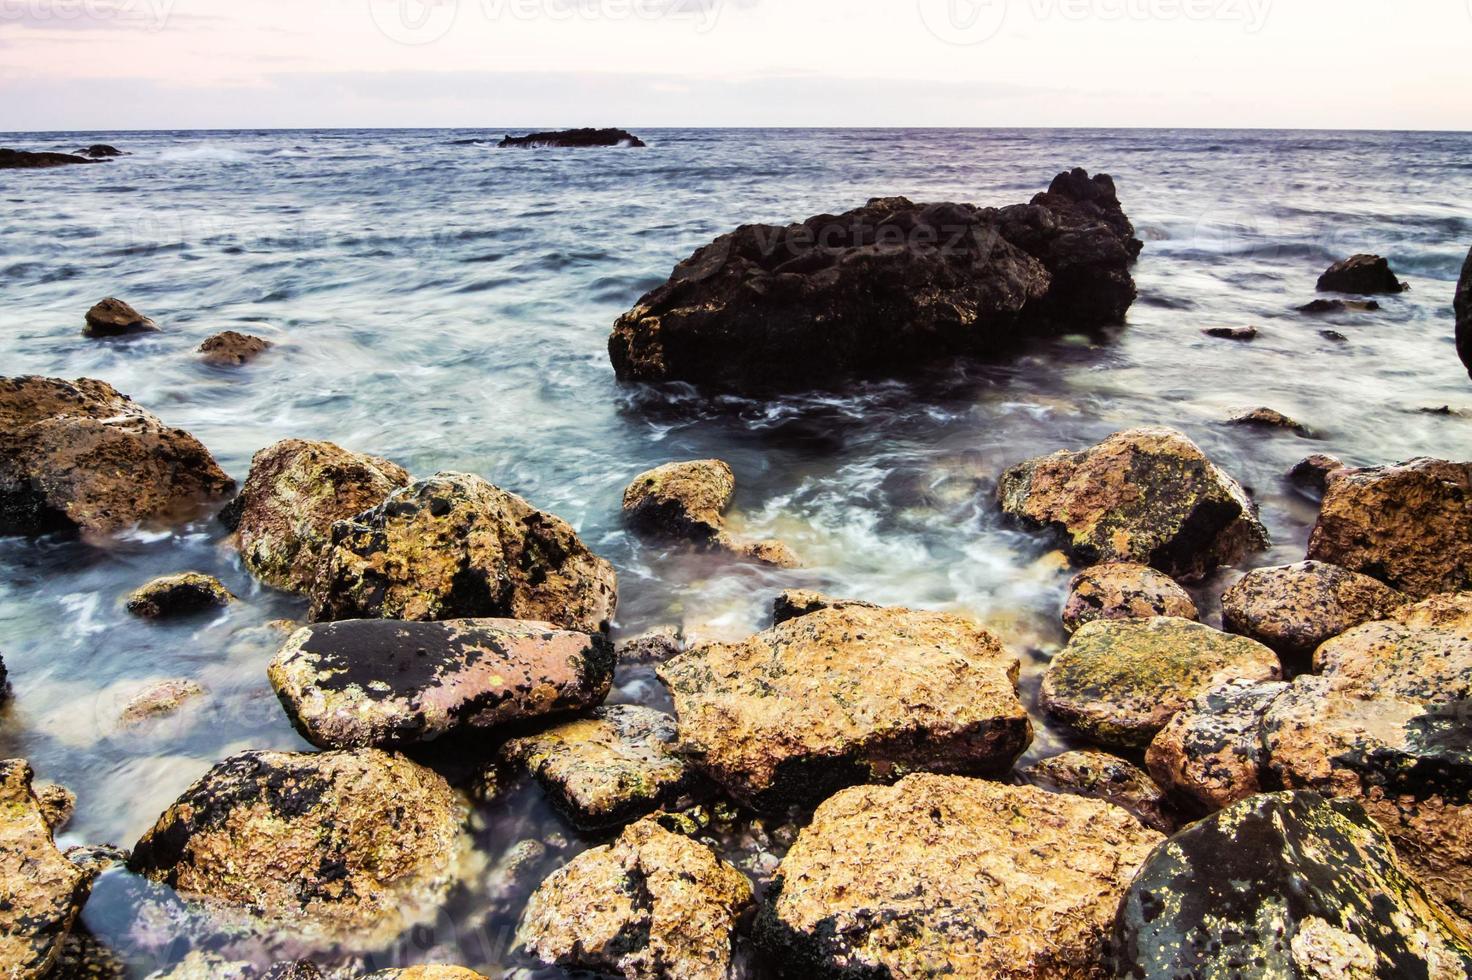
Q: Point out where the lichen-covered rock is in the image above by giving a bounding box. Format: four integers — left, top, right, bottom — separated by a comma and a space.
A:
0, 376, 234, 536
502, 705, 702, 831
997, 427, 1269, 581
269, 619, 613, 749
1221, 560, 1409, 658
1113, 791, 1472, 979
1041, 617, 1282, 750
770, 590, 877, 626
758, 774, 1163, 979
128, 749, 465, 941
232, 439, 410, 594
1312, 594, 1472, 702
657, 605, 1031, 811
1317, 253, 1409, 295
517, 818, 753, 980
1061, 562, 1198, 633
198, 331, 271, 367
1457, 247, 1471, 380
622, 459, 797, 566
35, 782, 76, 833
1145, 678, 1289, 811
309, 472, 617, 633
125, 572, 235, 619
360, 969, 487, 979
118, 678, 207, 726
1024, 750, 1176, 832
0, 760, 93, 978
83, 298, 159, 337
1227, 406, 1313, 436
609, 168, 1140, 392
1308, 458, 1472, 598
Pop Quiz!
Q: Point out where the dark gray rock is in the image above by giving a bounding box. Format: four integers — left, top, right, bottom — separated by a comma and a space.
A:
1457, 246, 1471, 380
499, 128, 645, 148
1317, 254, 1408, 294
0, 148, 98, 169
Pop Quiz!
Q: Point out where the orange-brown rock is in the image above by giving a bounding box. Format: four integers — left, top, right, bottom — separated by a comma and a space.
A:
1221, 560, 1408, 658
1146, 678, 1289, 812
1061, 561, 1198, 633
1024, 750, 1176, 832
622, 459, 797, 567
1312, 593, 1472, 703
198, 331, 271, 367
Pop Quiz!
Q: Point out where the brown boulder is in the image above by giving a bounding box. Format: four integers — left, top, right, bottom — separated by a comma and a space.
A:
1221, 560, 1409, 658
125, 572, 235, 619
198, 331, 271, 366
1226, 406, 1313, 436
622, 459, 796, 566
83, 298, 159, 337
770, 589, 877, 625
1316, 254, 1408, 294
1313, 593, 1472, 703
1146, 678, 1289, 811
1288, 452, 1346, 495
0, 376, 234, 536
1060, 562, 1197, 633
1023, 750, 1176, 832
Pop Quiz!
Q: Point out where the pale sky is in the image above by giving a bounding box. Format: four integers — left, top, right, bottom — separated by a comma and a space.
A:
1, 0, 1469, 131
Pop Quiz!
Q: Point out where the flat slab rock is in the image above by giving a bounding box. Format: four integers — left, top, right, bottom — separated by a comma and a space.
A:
657, 604, 1032, 811
758, 774, 1163, 979
501, 704, 701, 831
269, 619, 614, 749
1114, 791, 1472, 979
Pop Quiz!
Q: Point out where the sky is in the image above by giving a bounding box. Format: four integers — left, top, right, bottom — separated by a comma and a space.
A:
1, 0, 1470, 131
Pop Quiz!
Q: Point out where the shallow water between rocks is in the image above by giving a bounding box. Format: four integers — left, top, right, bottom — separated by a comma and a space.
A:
1, 127, 1470, 975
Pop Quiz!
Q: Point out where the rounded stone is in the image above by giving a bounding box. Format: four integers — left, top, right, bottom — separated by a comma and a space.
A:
83, 298, 159, 337
125, 572, 235, 619
1221, 560, 1408, 658
1061, 562, 1198, 633
198, 331, 271, 367
1145, 678, 1289, 812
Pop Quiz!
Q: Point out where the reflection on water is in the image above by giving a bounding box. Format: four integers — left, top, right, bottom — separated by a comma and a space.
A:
1, 127, 1470, 974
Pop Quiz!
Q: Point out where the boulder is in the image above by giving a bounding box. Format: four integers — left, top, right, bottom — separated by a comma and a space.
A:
1221, 560, 1409, 658
997, 427, 1269, 581
499, 128, 645, 148
77, 144, 123, 158
517, 818, 752, 980
1114, 791, 1472, 978
0, 760, 93, 978
1023, 750, 1176, 832
501, 705, 702, 831
0, 376, 234, 536
361, 970, 487, 979
622, 459, 796, 566
309, 472, 617, 634
1298, 298, 1381, 314
1312, 594, 1472, 703
1060, 562, 1198, 633
269, 619, 614, 750
1040, 617, 1282, 750
1289, 453, 1346, 495
1317, 253, 1409, 294
609, 168, 1140, 392
0, 148, 98, 169
128, 749, 465, 939
758, 775, 1163, 979
1457, 247, 1471, 379
770, 589, 877, 626
83, 298, 159, 337
657, 604, 1031, 811
1145, 678, 1289, 811
125, 572, 235, 619
232, 438, 410, 595
1321, 327, 1350, 342
1227, 406, 1313, 436
35, 783, 76, 833
198, 331, 271, 367
1308, 458, 1472, 598
1202, 325, 1257, 341
118, 678, 207, 726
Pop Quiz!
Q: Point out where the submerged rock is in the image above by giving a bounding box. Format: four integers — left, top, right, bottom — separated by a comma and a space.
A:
501, 705, 701, 831
0, 760, 93, 978
1221, 560, 1409, 658
997, 427, 1268, 581
1457, 247, 1471, 379
232, 438, 410, 595
1227, 406, 1313, 436
118, 678, 207, 726
770, 589, 877, 626
129, 749, 464, 939
84, 298, 159, 337
499, 128, 645, 148
1317, 253, 1409, 294
1114, 791, 1472, 978
622, 459, 797, 566
1145, 678, 1289, 811
1041, 617, 1281, 750
1061, 561, 1198, 633
0, 148, 98, 169
758, 774, 1163, 979
198, 331, 271, 366
1024, 750, 1176, 832
77, 144, 123, 158
609, 168, 1140, 392
309, 472, 617, 633
517, 818, 752, 980
269, 619, 614, 749
1298, 298, 1381, 314
1202, 325, 1257, 341
0, 376, 234, 536
125, 572, 235, 619
1308, 457, 1472, 598
657, 604, 1031, 811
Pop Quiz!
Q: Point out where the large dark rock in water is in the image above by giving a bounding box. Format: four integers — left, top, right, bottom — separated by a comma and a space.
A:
77, 144, 123, 158
1317, 253, 1408, 294
1113, 791, 1472, 978
498, 128, 645, 148
608, 168, 1141, 392
1457, 247, 1472, 380
84, 298, 159, 338
0, 148, 98, 169
0, 377, 235, 536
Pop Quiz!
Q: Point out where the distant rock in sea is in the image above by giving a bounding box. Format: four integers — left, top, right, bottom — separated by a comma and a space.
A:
1316, 253, 1407, 294
76, 144, 123, 159
1457, 246, 1472, 379
1297, 298, 1380, 315
498, 128, 646, 148
0, 149, 98, 170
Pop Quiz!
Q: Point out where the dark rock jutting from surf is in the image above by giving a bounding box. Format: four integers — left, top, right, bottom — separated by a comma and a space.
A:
1317, 253, 1408, 295
498, 128, 646, 148
0, 149, 100, 170
1457, 246, 1472, 379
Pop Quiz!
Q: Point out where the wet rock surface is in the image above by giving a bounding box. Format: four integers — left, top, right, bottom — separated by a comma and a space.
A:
517, 817, 753, 980
622, 459, 795, 566
1221, 560, 1409, 658
759, 774, 1163, 979
232, 438, 410, 595
125, 572, 236, 619
0, 760, 93, 978
0, 148, 99, 169
1458, 246, 1472, 379
199, 331, 272, 366
609, 168, 1140, 391
1024, 750, 1176, 832
502, 705, 702, 831
1146, 678, 1289, 811
1289, 452, 1346, 495
1312, 593, 1472, 701
1041, 617, 1281, 749
1060, 561, 1198, 633
1308, 457, 1472, 598
35, 782, 76, 833
1317, 253, 1409, 294
1298, 297, 1381, 314
616, 625, 684, 665
770, 590, 877, 626
128, 749, 465, 940
77, 144, 123, 158
84, 298, 159, 337
1114, 791, 1472, 979
657, 604, 1031, 811
269, 619, 614, 749
998, 426, 1269, 581
1203, 325, 1257, 340
498, 128, 645, 148
361, 969, 488, 979
0, 376, 234, 536
1227, 406, 1313, 436
309, 472, 617, 633
118, 678, 208, 726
